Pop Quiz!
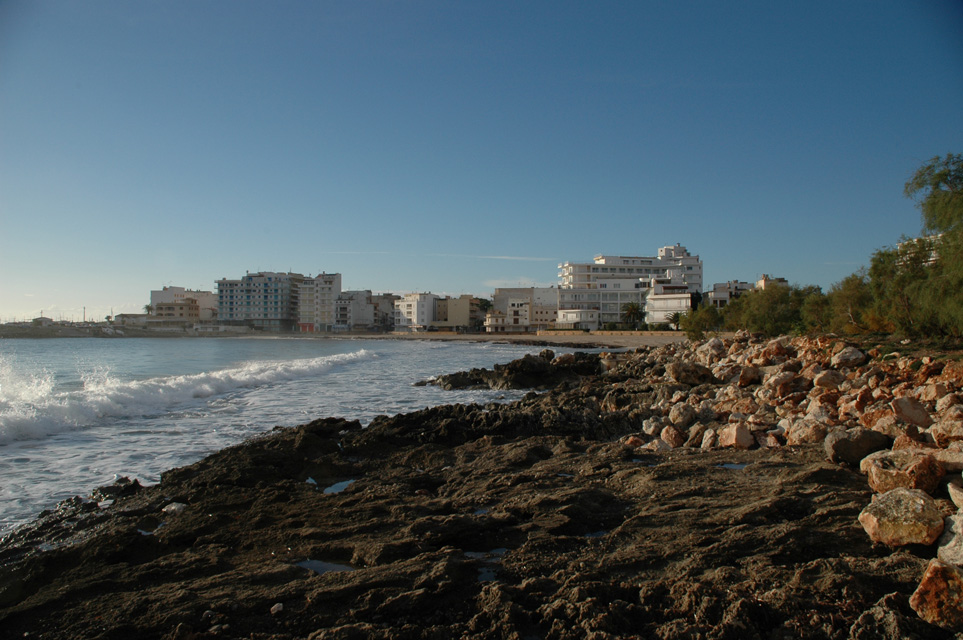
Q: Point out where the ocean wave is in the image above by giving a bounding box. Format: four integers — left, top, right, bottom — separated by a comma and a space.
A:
0, 349, 372, 444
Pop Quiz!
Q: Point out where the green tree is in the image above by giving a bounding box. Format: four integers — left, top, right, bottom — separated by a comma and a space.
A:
143, 304, 153, 315
825, 272, 873, 334
620, 302, 644, 329
904, 153, 963, 234
721, 283, 824, 336
680, 304, 722, 340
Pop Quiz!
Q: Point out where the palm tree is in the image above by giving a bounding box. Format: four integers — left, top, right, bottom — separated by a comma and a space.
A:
143, 304, 153, 316
620, 302, 644, 329
667, 312, 683, 330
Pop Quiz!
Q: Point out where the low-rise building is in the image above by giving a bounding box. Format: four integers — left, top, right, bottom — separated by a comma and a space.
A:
485, 287, 557, 333
150, 286, 217, 322
706, 280, 754, 308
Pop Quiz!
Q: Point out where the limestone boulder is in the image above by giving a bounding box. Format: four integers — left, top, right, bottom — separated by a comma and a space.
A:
814, 369, 846, 390
832, 346, 868, 369
937, 393, 962, 413
919, 383, 950, 403
736, 365, 761, 387
937, 514, 963, 566
927, 420, 963, 448
891, 396, 934, 428
701, 429, 719, 449
910, 559, 963, 631
863, 450, 945, 494
786, 418, 828, 445
668, 403, 697, 428
718, 422, 754, 449
858, 488, 944, 546
665, 361, 716, 386
696, 338, 726, 366
823, 427, 890, 467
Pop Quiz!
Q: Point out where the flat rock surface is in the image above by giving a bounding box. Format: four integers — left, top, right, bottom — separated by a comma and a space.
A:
0, 412, 949, 639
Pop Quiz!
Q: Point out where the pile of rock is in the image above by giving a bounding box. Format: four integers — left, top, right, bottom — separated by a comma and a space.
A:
603, 332, 963, 630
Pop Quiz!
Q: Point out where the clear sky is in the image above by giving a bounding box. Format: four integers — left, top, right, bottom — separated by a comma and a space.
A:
2, 1, 962, 322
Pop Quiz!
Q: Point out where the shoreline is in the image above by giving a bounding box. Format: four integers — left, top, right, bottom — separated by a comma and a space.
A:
0, 325, 687, 349
3, 333, 960, 637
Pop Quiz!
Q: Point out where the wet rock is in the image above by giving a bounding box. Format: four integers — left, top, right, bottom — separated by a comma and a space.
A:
823, 427, 890, 467
863, 450, 945, 494
858, 488, 944, 546
910, 559, 963, 631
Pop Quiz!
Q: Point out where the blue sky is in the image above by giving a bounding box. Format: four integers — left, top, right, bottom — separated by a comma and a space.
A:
2, 1, 961, 322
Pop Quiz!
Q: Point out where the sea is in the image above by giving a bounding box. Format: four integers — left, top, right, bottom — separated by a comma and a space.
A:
0, 337, 572, 537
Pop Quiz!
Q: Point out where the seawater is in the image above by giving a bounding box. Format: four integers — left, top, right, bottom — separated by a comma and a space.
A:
0, 337, 565, 535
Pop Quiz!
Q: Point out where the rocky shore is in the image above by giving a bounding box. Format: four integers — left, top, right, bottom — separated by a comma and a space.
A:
2, 333, 962, 639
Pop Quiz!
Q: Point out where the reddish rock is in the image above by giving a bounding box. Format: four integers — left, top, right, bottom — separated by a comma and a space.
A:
737, 366, 761, 387
864, 450, 945, 494
892, 397, 934, 428
910, 559, 963, 631
860, 407, 895, 430
858, 488, 944, 546
814, 370, 846, 390
928, 420, 963, 448
660, 425, 686, 449
919, 383, 950, 403
622, 435, 644, 448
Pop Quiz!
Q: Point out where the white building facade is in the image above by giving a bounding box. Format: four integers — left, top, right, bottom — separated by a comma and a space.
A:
557, 245, 702, 329
393, 293, 439, 332
298, 273, 342, 332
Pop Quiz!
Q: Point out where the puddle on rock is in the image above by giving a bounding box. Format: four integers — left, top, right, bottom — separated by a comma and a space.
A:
296, 560, 355, 575
464, 548, 508, 582
323, 479, 355, 494
584, 530, 609, 539
716, 463, 748, 470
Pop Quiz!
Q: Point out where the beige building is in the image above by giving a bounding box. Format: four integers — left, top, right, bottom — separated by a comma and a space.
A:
150, 286, 217, 322
485, 287, 557, 333
299, 273, 342, 332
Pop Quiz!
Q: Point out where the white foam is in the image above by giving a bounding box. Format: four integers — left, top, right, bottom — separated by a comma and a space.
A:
0, 349, 372, 444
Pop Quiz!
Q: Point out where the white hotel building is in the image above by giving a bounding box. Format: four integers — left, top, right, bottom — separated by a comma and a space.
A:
557, 244, 703, 329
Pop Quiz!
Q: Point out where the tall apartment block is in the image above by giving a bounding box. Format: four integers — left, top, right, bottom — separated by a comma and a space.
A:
216, 271, 304, 332
298, 273, 342, 332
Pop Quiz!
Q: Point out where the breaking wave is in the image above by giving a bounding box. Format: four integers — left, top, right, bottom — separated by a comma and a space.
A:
0, 350, 372, 444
